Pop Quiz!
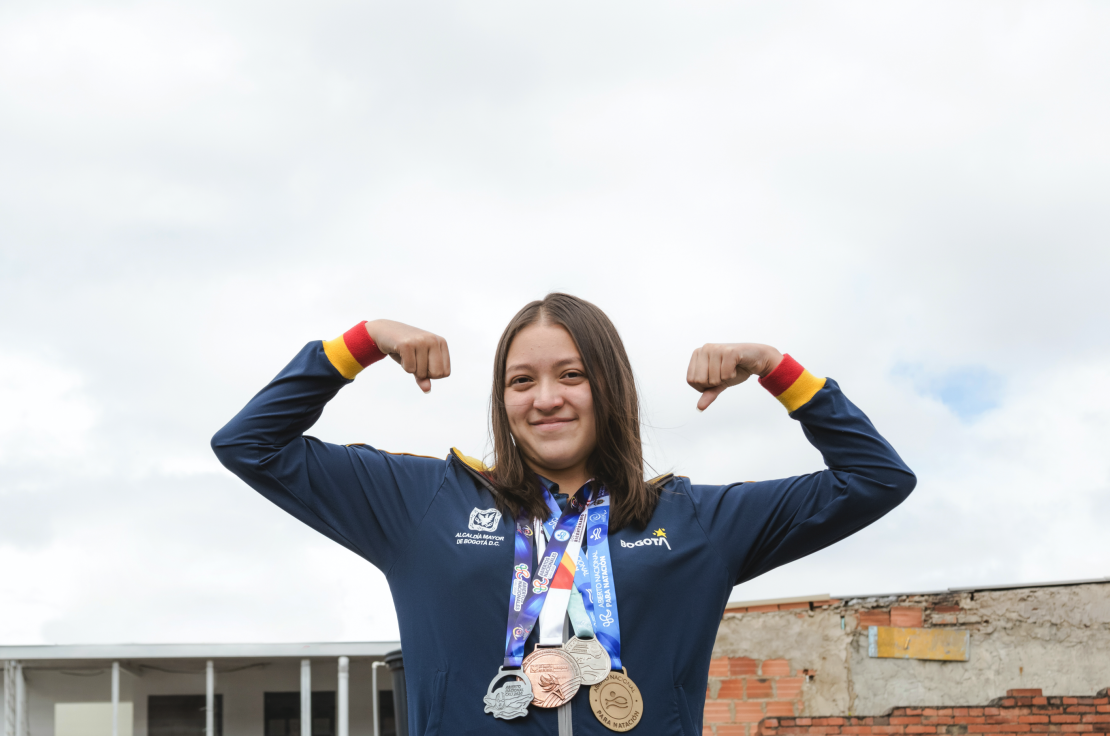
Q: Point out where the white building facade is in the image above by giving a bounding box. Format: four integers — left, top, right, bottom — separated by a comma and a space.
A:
0, 641, 401, 736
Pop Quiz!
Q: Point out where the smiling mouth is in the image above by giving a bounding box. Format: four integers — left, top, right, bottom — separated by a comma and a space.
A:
532, 418, 575, 428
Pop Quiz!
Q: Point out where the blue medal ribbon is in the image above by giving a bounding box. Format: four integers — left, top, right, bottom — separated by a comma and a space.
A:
572, 486, 623, 670
502, 485, 590, 668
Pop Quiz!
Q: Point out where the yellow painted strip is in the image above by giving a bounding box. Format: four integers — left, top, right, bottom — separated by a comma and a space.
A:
776, 370, 826, 413
869, 626, 970, 662
322, 336, 363, 380
451, 447, 491, 472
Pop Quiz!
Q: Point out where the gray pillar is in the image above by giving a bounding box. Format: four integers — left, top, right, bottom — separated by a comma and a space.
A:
3, 661, 14, 736
205, 661, 215, 736
111, 662, 120, 736
337, 658, 349, 736
13, 664, 23, 736
300, 660, 311, 736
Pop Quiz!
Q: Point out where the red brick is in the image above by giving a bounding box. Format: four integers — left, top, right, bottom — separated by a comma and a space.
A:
1065, 699, 1079, 706
907, 727, 940, 734
892, 718, 921, 725
763, 659, 792, 676
766, 720, 780, 728
1020, 717, 1050, 724
923, 710, 938, 717
749, 605, 781, 613
780, 602, 812, 610
1052, 716, 1082, 724
736, 703, 766, 723
719, 727, 750, 736
955, 710, 970, 717
796, 720, 813, 726
891, 607, 924, 628
1068, 708, 1096, 714
731, 657, 760, 676
940, 710, 955, 717
1010, 690, 1045, 698
843, 728, 875, 734
1097, 706, 1110, 713
747, 679, 774, 699
768, 702, 797, 717
717, 678, 745, 699
970, 710, 985, 717
703, 728, 714, 736
906, 710, 923, 716
813, 599, 841, 607
858, 610, 891, 627
777, 678, 805, 700
1082, 715, 1110, 723
1060, 725, 1094, 733
924, 718, 954, 725
705, 702, 733, 723
1033, 699, 1048, 706
709, 657, 730, 677
986, 710, 1001, 717
871, 727, 906, 734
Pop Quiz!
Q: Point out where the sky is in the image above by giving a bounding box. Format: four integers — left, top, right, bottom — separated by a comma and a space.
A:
1, 0, 1108, 646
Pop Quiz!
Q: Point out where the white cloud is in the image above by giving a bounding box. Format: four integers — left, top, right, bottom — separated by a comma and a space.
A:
1, 0, 1108, 644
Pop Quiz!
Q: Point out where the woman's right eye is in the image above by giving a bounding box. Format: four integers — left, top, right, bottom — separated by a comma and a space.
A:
509, 376, 532, 386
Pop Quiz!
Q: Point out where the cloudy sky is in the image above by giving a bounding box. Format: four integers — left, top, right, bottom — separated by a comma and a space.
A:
2, 0, 1108, 646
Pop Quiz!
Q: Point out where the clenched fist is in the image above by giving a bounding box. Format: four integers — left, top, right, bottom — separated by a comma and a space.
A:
687, 343, 783, 411
364, 319, 451, 393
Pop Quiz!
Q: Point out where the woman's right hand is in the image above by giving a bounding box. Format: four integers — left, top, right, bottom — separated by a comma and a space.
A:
364, 319, 451, 393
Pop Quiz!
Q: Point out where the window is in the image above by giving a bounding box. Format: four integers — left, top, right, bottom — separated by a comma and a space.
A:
148, 695, 222, 736
264, 692, 335, 736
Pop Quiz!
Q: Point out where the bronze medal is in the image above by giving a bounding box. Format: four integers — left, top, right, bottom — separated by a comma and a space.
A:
521, 647, 583, 708
589, 668, 644, 732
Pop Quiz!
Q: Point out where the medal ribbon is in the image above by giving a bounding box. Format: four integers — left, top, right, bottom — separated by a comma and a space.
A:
535, 501, 588, 646
572, 486, 623, 670
502, 485, 590, 668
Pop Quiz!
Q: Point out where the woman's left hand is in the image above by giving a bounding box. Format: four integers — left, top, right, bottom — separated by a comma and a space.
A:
687, 343, 784, 411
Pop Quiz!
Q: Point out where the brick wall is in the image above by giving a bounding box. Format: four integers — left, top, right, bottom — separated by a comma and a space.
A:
757, 689, 1110, 736
705, 656, 814, 736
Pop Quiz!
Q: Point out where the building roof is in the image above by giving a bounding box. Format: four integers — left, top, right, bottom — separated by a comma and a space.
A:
0, 641, 401, 662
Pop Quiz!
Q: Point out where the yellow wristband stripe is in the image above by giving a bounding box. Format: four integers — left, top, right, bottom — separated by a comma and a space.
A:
775, 370, 826, 413
322, 336, 363, 380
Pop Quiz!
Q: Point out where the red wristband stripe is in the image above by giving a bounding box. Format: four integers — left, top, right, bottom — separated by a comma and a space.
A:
343, 321, 387, 367
759, 354, 805, 397
759, 354, 826, 413
322, 321, 386, 380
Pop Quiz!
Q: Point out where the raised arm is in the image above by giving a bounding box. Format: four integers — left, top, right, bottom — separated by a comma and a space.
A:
210, 320, 451, 572
685, 344, 917, 585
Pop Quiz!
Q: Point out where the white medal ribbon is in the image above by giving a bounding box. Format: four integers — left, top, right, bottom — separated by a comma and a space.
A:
535, 510, 588, 646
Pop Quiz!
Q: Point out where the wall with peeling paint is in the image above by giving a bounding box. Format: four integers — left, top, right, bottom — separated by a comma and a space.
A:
710, 582, 1110, 719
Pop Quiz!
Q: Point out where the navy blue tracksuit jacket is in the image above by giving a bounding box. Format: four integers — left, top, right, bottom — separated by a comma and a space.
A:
212, 334, 915, 736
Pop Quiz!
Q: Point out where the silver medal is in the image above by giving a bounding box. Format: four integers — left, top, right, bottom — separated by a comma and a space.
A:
563, 636, 612, 686
483, 667, 533, 720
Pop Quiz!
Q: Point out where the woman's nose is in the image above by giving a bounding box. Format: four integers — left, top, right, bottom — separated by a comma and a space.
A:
533, 381, 564, 411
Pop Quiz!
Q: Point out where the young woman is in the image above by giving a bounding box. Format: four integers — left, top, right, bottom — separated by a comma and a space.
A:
212, 293, 915, 736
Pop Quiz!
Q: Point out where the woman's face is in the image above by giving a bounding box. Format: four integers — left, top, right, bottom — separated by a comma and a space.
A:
504, 320, 597, 481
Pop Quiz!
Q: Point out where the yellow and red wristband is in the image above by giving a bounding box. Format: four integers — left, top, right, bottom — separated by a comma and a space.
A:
758, 354, 826, 413
322, 321, 387, 380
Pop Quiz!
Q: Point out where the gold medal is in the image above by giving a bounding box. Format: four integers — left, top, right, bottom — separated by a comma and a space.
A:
521, 647, 583, 708
589, 668, 644, 732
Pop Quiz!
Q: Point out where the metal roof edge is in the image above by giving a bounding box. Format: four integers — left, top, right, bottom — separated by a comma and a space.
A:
724, 593, 831, 609
0, 641, 403, 661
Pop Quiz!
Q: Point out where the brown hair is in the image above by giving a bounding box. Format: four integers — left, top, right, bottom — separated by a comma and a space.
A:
489, 293, 661, 531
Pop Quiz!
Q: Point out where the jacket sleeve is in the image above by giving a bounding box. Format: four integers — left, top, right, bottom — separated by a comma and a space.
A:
688, 356, 917, 586
210, 324, 448, 573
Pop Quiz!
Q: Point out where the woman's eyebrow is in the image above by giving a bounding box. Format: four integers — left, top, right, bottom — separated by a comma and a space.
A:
506, 357, 581, 373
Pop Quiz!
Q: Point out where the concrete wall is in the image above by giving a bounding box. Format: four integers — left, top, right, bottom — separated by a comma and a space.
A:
708, 581, 1110, 730
15, 658, 390, 736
